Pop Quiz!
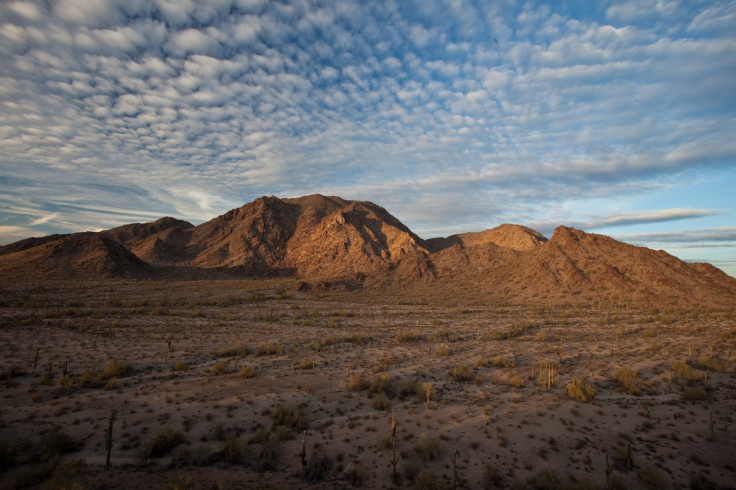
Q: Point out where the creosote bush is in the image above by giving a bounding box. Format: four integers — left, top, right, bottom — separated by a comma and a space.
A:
347, 373, 369, 391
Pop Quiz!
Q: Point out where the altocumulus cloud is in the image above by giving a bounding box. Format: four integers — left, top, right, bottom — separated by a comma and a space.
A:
0, 0, 735, 268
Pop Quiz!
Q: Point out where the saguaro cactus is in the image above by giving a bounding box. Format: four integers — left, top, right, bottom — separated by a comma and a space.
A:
106, 409, 116, 468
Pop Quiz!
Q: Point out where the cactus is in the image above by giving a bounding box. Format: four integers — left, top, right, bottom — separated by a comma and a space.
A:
605, 454, 612, 490
452, 450, 459, 490
390, 409, 399, 484
34, 346, 39, 369
301, 430, 307, 473
626, 442, 633, 470
106, 409, 116, 468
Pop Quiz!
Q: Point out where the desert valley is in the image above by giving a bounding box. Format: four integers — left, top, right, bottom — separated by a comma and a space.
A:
1, 195, 735, 489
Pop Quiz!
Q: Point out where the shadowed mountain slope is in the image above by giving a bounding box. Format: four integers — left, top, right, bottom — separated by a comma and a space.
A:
1, 195, 734, 306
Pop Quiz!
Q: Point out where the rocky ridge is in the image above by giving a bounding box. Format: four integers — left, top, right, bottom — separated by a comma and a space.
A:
1, 194, 735, 306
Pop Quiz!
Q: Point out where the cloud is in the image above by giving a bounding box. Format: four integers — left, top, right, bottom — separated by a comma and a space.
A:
0, 0, 734, 257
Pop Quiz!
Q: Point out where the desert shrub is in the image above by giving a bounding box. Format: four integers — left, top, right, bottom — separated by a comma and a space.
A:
165, 471, 196, 490
347, 373, 369, 391
256, 342, 284, 356
100, 359, 133, 380
696, 356, 728, 373
527, 467, 563, 490
77, 369, 101, 387
40, 427, 81, 460
414, 434, 440, 461
414, 468, 443, 490
482, 462, 502, 489
222, 435, 248, 464
492, 355, 516, 368
566, 377, 596, 402
173, 362, 189, 372
394, 330, 421, 343
238, 366, 255, 378
638, 460, 669, 490
613, 367, 641, 395
304, 445, 332, 482
192, 444, 215, 466
402, 457, 423, 482
345, 460, 365, 487
140, 427, 185, 460
672, 361, 703, 383
271, 404, 308, 431
681, 386, 709, 401
372, 392, 391, 410
506, 374, 526, 388
218, 341, 249, 358
298, 357, 316, 370
257, 438, 280, 471
210, 359, 229, 376
369, 373, 396, 397
170, 445, 191, 467
436, 343, 451, 356
451, 363, 474, 382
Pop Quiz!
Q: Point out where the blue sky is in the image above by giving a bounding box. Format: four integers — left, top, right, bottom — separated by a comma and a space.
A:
1, 0, 735, 276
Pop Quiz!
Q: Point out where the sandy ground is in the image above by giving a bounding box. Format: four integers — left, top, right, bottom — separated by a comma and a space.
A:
0, 280, 734, 489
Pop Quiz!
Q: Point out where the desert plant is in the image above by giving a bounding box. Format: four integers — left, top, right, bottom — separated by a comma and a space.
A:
347, 373, 369, 391
222, 434, 248, 464
613, 367, 641, 395
304, 444, 332, 482
373, 392, 391, 410
414, 433, 440, 462
100, 359, 133, 380
414, 468, 442, 490
271, 403, 308, 431
369, 373, 396, 397
173, 362, 189, 372
492, 355, 516, 368
140, 427, 185, 461
238, 365, 255, 378
210, 359, 229, 376
566, 376, 596, 401
451, 363, 474, 382
256, 342, 284, 356
298, 357, 316, 369
482, 462, 502, 489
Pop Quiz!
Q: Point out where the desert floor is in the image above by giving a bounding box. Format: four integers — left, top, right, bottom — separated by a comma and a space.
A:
0, 279, 734, 489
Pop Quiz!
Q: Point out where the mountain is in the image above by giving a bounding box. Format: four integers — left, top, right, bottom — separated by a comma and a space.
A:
0, 232, 152, 280
1, 194, 735, 306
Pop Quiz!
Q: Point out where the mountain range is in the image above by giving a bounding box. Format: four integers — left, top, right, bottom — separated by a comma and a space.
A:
2, 194, 735, 306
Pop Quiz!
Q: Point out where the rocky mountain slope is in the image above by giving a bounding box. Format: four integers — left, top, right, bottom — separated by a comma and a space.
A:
1, 194, 735, 306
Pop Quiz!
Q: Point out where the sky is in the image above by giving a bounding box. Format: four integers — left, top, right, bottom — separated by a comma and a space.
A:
0, 0, 735, 276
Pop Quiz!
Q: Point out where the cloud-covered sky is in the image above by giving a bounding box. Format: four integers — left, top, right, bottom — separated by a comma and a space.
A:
1, 0, 735, 275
